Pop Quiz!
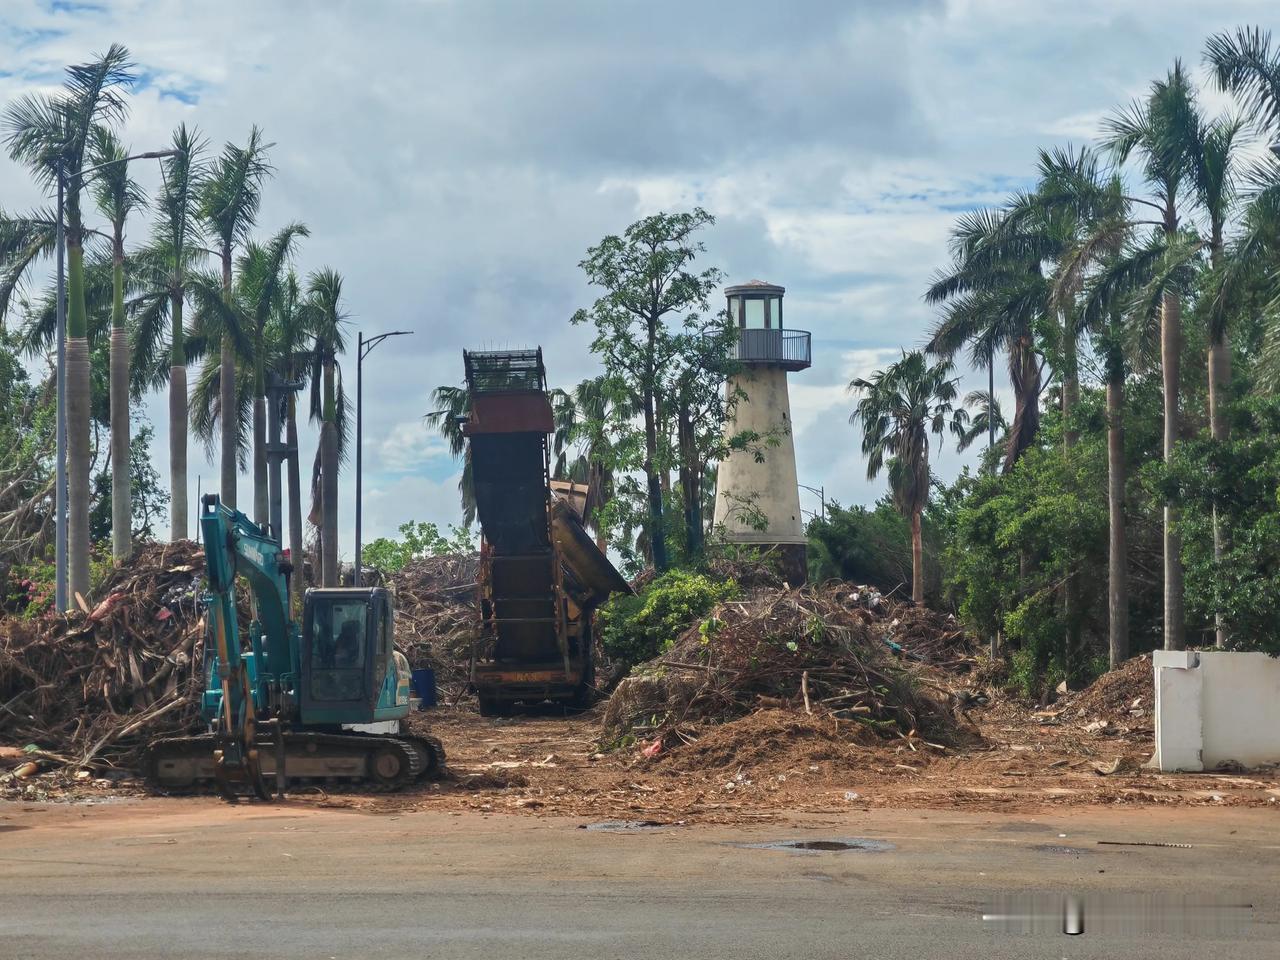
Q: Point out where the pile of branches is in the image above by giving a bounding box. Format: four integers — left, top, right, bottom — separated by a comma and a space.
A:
391, 553, 479, 603
0, 542, 211, 779
390, 553, 481, 700
602, 583, 971, 750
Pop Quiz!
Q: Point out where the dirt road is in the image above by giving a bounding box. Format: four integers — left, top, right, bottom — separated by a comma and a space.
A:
1, 800, 1276, 959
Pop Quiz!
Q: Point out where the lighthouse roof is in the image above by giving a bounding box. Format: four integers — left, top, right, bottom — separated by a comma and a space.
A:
725, 279, 785, 297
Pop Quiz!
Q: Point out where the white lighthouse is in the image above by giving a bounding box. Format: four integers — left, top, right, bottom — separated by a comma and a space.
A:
711, 280, 812, 584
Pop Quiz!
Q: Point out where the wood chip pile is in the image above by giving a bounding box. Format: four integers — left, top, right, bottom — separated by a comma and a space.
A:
0, 542, 213, 782
602, 583, 976, 752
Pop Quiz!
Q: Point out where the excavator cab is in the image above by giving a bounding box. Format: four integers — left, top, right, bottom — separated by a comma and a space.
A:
298, 587, 409, 726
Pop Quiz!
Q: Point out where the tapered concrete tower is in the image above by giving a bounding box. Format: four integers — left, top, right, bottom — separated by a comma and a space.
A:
711, 280, 811, 584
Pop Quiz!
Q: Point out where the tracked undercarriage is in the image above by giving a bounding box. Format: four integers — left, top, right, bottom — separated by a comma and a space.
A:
144, 730, 445, 794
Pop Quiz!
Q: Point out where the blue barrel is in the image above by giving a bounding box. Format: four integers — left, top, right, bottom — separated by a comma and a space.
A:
411, 668, 437, 709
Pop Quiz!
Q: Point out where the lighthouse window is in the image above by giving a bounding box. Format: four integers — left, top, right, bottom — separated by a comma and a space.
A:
727, 296, 742, 325
744, 297, 766, 329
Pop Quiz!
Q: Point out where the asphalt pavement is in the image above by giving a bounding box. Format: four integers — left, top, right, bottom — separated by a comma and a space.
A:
0, 800, 1275, 959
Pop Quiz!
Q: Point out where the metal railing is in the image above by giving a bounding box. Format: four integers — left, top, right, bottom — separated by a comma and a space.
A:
733, 328, 811, 370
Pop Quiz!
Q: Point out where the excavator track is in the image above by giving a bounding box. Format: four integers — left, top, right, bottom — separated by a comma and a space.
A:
144, 731, 445, 795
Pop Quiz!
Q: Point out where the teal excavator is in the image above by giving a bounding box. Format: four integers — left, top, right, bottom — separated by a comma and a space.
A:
144, 495, 443, 800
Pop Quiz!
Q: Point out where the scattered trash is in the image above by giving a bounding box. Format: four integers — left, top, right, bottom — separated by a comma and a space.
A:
843, 791, 860, 801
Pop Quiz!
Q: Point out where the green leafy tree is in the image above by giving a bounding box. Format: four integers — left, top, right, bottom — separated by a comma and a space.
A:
362, 520, 476, 575
571, 209, 724, 572
850, 351, 967, 604
89, 410, 167, 543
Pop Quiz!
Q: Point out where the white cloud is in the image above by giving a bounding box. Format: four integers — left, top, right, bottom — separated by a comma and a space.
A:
2, 0, 1272, 546
377, 421, 450, 475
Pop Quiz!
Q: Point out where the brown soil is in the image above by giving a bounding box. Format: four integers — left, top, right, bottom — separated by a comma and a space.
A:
1058, 653, 1154, 724
8, 691, 1278, 821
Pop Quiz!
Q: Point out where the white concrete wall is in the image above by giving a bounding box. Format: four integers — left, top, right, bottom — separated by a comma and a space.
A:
711, 366, 805, 545
1154, 650, 1280, 771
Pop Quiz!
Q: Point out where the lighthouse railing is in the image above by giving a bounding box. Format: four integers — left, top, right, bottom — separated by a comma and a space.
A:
732, 328, 811, 370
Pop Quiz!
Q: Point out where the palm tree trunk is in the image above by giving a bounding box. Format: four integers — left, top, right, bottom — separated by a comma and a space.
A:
1106, 374, 1129, 669
1003, 334, 1040, 472
219, 248, 237, 510
169, 292, 188, 541
286, 396, 304, 611
642, 385, 667, 572
321, 358, 339, 586
910, 506, 924, 605
1162, 288, 1185, 651
252, 395, 267, 526
1209, 334, 1231, 648
66, 238, 91, 607
1061, 313, 1080, 680
109, 236, 130, 562
1061, 314, 1079, 451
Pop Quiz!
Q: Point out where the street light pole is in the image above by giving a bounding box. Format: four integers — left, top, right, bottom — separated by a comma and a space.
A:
798, 483, 825, 522
353, 329, 413, 587
52, 147, 179, 610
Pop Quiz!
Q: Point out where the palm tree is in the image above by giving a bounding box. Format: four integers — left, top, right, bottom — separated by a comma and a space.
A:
130, 125, 207, 541
3, 43, 134, 606
0, 212, 58, 331
89, 127, 144, 563
548, 376, 618, 551
1206, 27, 1280, 131
1189, 116, 1247, 647
266, 271, 313, 610
187, 228, 306, 514
199, 126, 272, 514
1205, 28, 1280, 645
207, 223, 308, 530
925, 207, 1049, 472
306, 268, 348, 586
1101, 61, 1203, 652
956, 389, 1007, 455
424, 384, 476, 526
850, 351, 968, 604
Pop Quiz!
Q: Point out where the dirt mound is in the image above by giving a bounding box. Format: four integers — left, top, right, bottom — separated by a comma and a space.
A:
655, 709, 883, 776
0, 541, 211, 788
1064, 654, 1153, 722
603, 583, 972, 752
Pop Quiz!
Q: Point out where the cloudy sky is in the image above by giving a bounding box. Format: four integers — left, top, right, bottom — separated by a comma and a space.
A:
0, 0, 1272, 550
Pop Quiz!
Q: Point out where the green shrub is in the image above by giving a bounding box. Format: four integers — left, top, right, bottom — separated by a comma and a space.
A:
597, 569, 738, 669
362, 520, 476, 574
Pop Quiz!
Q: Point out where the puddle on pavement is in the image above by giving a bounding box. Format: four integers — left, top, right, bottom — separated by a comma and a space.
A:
581, 820, 668, 832
735, 838, 893, 853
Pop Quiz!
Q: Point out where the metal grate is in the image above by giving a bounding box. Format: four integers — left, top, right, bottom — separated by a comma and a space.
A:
464, 348, 547, 394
